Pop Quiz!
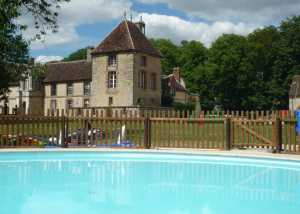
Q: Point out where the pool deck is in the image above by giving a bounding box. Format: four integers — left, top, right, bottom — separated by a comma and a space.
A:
0, 148, 300, 161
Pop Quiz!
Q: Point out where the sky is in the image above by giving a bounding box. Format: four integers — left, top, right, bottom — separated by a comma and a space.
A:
16, 0, 300, 63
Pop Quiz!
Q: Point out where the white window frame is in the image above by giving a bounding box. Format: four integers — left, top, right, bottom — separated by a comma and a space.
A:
109, 97, 113, 105
171, 86, 175, 95
84, 99, 89, 107
66, 100, 73, 108
141, 56, 146, 66
109, 55, 116, 66
51, 85, 56, 96
35, 81, 40, 91
150, 74, 154, 90
109, 72, 116, 89
140, 72, 145, 89
84, 83, 90, 94
24, 78, 28, 91
51, 100, 56, 113
67, 84, 73, 95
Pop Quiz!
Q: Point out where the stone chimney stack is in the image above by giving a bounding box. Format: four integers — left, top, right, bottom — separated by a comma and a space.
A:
29, 57, 35, 66
87, 45, 95, 62
173, 67, 180, 83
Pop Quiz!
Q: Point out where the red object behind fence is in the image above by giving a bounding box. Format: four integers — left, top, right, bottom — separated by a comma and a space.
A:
199, 115, 202, 125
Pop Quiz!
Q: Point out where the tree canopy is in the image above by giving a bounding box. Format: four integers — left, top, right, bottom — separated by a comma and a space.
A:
0, 0, 70, 101
150, 15, 300, 111
60, 46, 89, 62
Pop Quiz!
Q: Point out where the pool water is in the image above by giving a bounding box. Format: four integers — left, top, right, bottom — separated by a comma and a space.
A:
0, 152, 300, 214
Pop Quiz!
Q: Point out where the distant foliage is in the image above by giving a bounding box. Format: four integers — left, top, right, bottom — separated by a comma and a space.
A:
60, 46, 89, 62
172, 100, 196, 112
150, 15, 300, 111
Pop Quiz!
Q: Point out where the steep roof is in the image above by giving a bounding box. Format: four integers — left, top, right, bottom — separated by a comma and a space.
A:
44, 60, 92, 83
289, 75, 300, 96
91, 19, 163, 58
161, 75, 187, 91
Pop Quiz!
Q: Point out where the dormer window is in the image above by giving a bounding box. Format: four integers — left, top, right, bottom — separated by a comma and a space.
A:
141, 56, 146, 66
109, 55, 116, 66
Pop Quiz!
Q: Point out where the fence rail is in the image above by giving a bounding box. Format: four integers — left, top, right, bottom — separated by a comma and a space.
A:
0, 108, 300, 155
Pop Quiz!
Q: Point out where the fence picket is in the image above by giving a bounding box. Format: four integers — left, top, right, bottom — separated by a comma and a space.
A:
172, 110, 175, 148
207, 110, 209, 149
177, 110, 180, 148
288, 111, 291, 152
36, 109, 40, 147
11, 109, 15, 147
47, 109, 50, 146
222, 111, 224, 149
256, 111, 259, 146
134, 111, 137, 148
202, 111, 205, 148
197, 110, 200, 148
56, 110, 60, 147
51, 109, 54, 145
192, 111, 195, 148
261, 111, 264, 148
90, 110, 94, 147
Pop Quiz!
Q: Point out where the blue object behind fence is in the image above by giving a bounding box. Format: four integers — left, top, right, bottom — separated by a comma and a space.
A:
296, 110, 300, 134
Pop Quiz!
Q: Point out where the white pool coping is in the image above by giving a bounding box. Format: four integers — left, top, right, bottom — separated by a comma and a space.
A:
1, 148, 300, 162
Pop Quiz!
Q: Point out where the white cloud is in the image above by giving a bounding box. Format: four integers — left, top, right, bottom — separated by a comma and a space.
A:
16, 0, 132, 50
139, 13, 261, 47
136, 0, 300, 22
35, 55, 63, 63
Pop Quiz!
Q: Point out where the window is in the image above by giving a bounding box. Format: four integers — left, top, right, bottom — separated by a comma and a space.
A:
66, 100, 73, 108
24, 78, 28, 91
67, 84, 73, 95
51, 85, 56, 96
109, 55, 116, 66
84, 83, 90, 94
51, 100, 56, 111
171, 86, 175, 95
151, 98, 155, 103
140, 72, 145, 89
35, 81, 40, 91
141, 56, 146, 66
109, 97, 113, 105
150, 74, 155, 90
84, 99, 89, 107
109, 72, 116, 89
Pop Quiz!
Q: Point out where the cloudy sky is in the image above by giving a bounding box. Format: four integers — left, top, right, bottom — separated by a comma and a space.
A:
17, 0, 300, 63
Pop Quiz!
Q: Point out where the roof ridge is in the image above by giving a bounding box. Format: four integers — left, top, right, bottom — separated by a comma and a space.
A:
47, 60, 88, 65
125, 20, 134, 50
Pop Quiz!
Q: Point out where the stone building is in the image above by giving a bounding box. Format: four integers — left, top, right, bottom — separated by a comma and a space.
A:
289, 75, 300, 111
1, 18, 201, 114
162, 67, 201, 112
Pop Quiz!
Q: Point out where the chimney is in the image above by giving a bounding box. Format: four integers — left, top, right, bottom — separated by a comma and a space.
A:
29, 57, 35, 66
87, 45, 95, 62
173, 67, 180, 83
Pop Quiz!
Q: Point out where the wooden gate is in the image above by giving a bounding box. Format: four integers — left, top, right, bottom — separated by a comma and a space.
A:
230, 111, 277, 149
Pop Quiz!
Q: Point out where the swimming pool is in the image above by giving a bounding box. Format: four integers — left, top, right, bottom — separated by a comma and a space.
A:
0, 152, 299, 214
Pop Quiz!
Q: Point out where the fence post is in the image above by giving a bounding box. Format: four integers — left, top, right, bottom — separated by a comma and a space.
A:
276, 117, 282, 154
226, 118, 231, 150
61, 115, 66, 148
144, 116, 149, 149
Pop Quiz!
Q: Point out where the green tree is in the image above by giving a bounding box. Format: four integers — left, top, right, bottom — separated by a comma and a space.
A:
239, 26, 279, 110
149, 38, 181, 75
0, 0, 70, 101
60, 46, 89, 62
178, 40, 208, 94
271, 15, 300, 109
207, 34, 247, 110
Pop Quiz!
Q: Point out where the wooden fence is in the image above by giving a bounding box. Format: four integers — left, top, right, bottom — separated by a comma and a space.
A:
0, 108, 299, 154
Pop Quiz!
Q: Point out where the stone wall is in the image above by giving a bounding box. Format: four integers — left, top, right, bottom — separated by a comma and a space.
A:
91, 52, 134, 107
133, 52, 162, 107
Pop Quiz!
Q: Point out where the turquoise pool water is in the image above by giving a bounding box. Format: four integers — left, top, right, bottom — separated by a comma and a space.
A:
0, 152, 300, 214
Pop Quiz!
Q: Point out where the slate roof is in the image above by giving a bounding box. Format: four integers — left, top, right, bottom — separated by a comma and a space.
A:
44, 60, 92, 83
91, 19, 163, 57
289, 75, 300, 96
